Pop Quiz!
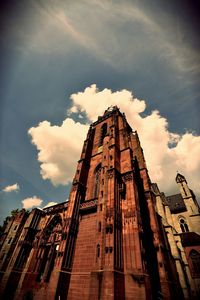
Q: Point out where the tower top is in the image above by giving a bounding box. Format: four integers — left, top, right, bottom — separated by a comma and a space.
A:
103, 105, 119, 115
176, 173, 187, 184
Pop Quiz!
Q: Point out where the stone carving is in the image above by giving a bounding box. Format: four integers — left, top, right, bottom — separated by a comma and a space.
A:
123, 172, 133, 181
80, 199, 98, 211
107, 169, 114, 179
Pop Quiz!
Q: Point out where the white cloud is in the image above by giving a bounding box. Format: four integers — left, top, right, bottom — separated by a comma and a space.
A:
43, 202, 58, 209
69, 84, 200, 197
2, 183, 20, 193
22, 196, 43, 209
69, 84, 146, 122
28, 84, 200, 198
28, 118, 88, 185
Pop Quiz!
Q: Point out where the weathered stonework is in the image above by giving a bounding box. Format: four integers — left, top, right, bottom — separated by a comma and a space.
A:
0, 106, 198, 299
152, 173, 200, 299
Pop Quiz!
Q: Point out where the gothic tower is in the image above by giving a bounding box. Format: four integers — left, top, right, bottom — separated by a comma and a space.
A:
176, 173, 200, 223
0, 106, 181, 300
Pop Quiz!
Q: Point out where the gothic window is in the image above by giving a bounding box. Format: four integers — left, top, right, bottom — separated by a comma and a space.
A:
36, 214, 62, 282
189, 250, 200, 275
15, 247, 30, 270
179, 218, 189, 232
99, 123, 107, 146
93, 164, 101, 198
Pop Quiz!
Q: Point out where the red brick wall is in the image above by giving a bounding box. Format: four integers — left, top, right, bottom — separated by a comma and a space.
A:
184, 245, 200, 278
67, 213, 97, 300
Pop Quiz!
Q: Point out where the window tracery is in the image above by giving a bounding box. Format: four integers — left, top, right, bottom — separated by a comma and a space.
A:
36, 214, 62, 282
179, 218, 189, 233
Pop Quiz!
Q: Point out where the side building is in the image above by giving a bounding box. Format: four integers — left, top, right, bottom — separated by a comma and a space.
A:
153, 173, 200, 299
0, 209, 29, 281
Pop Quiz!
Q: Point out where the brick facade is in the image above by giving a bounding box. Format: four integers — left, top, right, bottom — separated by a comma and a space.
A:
0, 106, 189, 299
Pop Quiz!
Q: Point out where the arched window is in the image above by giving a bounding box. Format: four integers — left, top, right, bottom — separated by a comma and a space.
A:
189, 250, 200, 275
179, 218, 189, 233
37, 214, 62, 282
99, 123, 107, 146
94, 164, 101, 198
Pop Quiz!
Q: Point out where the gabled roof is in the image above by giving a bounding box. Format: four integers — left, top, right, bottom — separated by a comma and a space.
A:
166, 193, 187, 213
176, 173, 187, 184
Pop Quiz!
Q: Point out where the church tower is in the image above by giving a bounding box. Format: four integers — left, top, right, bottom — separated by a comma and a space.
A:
0, 106, 180, 300
56, 106, 174, 300
176, 173, 200, 219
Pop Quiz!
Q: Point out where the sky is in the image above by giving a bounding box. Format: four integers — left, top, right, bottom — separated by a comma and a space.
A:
0, 0, 200, 225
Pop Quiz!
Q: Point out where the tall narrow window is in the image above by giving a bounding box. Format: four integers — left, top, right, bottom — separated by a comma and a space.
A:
97, 244, 100, 258
179, 218, 189, 232
15, 247, 30, 270
36, 215, 62, 282
99, 123, 107, 146
98, 222, 101, 232
94, 164, 101, 198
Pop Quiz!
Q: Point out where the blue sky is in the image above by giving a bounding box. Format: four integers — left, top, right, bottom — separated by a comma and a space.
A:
0, 0, 200, 224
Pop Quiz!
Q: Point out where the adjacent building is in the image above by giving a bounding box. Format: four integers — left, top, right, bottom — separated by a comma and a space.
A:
153, 173, 200, 299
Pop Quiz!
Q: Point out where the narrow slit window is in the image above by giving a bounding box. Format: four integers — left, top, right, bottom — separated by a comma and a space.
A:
98, 222, 101, 232
97, 244, 100, 258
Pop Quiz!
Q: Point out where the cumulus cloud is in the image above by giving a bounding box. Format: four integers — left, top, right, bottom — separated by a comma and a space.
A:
28, 118, 88, 185
69, 84, 146, 123
69, 84, 200, 197
43, 202, 58, 208
29, 84, 200, 198
22, 196, 43, 209
2, 183, 20, 193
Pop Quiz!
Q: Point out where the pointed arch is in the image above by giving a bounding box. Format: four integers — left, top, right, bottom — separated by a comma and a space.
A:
43, 214, 62, 242
36, 214, 62, 282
